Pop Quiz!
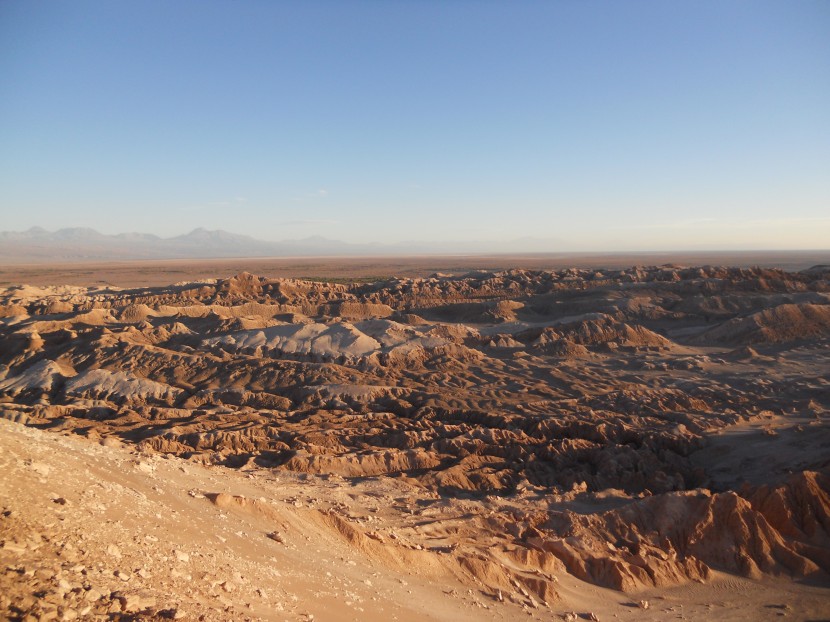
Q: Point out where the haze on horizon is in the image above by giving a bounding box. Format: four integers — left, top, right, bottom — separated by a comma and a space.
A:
1, 1, 828, 252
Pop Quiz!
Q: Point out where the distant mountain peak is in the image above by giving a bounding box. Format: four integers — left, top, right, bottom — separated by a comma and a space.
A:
52, 227, 109, 241
175, 228, 257, 242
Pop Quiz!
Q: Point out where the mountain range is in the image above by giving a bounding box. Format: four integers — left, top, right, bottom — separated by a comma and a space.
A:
0, 227, 566, 263
0, 227, 393, 262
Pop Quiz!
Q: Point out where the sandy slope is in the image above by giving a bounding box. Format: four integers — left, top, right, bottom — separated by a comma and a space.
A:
3, 419, 830, 622
0, 419, 495, 622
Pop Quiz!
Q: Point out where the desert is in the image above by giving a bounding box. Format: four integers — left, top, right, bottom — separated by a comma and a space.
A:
1, 260, 829, 621
4, 1, 829, 619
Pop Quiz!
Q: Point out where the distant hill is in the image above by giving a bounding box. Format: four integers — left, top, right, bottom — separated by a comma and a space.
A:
0, 227, 388, 262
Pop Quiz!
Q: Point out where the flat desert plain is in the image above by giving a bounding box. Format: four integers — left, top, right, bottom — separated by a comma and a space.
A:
1, 257, 830, 621
2, 250, 829, 288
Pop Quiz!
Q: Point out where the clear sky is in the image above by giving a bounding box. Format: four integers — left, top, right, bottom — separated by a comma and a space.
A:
1, 1, 828, 251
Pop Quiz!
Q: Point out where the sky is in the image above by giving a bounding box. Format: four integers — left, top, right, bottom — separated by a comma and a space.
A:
1, 1, 829, 252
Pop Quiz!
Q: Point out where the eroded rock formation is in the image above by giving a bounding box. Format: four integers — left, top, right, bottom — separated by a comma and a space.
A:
1, 265, 829, 604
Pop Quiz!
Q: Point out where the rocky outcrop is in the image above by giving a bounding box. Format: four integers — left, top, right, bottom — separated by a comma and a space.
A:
1, 266, 829, 597
693, 303, 830, 345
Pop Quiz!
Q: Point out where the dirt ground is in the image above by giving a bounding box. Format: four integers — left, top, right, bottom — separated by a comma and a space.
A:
3, 420, 829, 622
1, 250, 828, 288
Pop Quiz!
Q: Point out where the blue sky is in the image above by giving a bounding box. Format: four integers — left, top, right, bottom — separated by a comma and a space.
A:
1, 1, 828, 251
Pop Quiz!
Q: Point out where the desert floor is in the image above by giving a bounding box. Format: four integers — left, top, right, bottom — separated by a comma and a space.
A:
1, 258, 829, 621
1, 250, 829, 288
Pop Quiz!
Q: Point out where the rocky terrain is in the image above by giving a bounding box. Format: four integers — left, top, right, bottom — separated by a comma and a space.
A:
2, 264, 830, 620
